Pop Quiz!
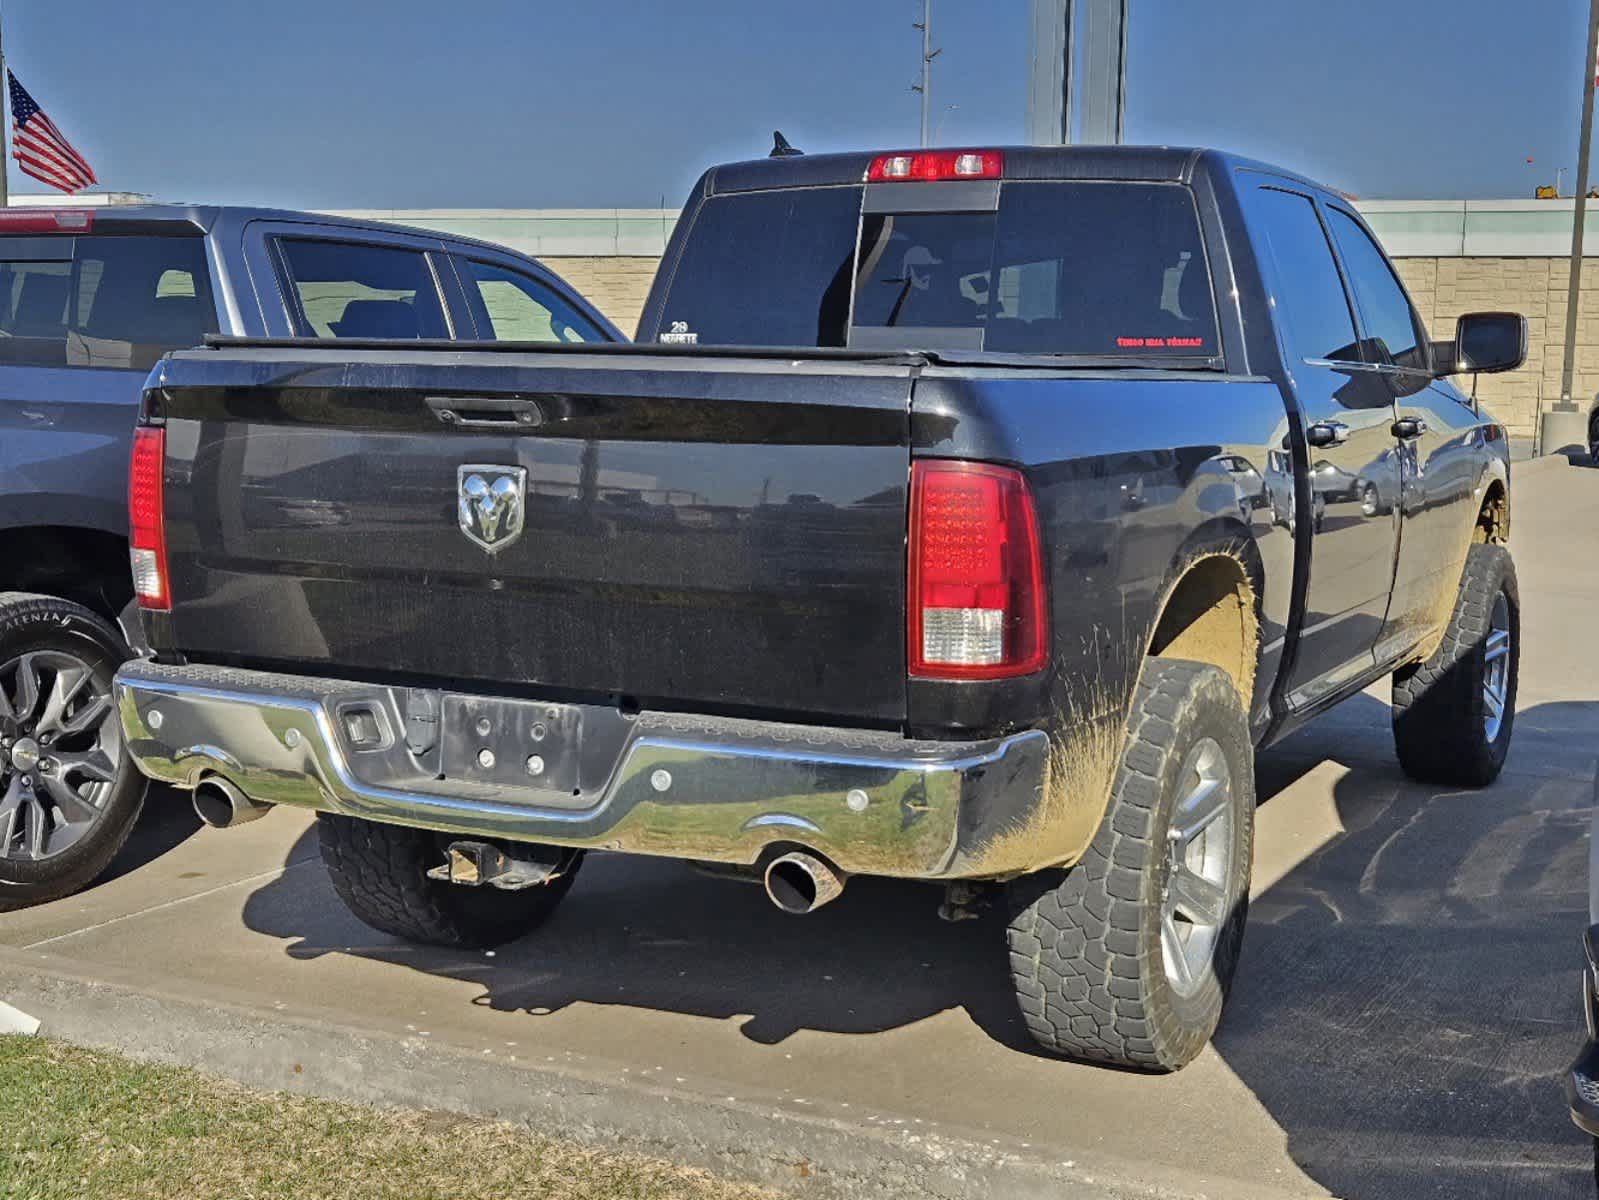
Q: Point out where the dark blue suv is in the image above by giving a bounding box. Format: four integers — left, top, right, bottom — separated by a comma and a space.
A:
0, 204, 619, 909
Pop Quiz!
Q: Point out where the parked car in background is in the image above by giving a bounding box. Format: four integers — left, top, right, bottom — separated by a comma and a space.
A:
0, 205, 619, 910
115, 146, 1524, 1071
1566, 804, 1599, 1158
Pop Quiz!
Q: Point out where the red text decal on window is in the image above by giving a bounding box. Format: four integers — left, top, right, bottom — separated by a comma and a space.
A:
1116, 336, 1205, 349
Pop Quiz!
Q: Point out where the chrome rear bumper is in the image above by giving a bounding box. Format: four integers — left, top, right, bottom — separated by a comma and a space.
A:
115, 660, 1051, 881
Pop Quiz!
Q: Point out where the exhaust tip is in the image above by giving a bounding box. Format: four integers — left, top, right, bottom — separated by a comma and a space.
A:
192, 776, 270, 829
764, 851, 845, 915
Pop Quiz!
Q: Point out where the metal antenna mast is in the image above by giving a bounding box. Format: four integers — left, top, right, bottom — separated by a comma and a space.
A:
912, 0, 942, 147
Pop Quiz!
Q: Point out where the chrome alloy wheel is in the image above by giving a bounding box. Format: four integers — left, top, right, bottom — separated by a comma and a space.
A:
1482, 592, 1512, 743
1161, 737, 1235, 998
0, 651, 120, 862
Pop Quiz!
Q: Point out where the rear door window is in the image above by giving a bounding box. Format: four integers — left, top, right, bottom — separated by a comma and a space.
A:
459, 260, 604, 342
0, 235, 215, 370
1243, 187, 1362, 365
276, 238, 450, 339
1324, 208, 1429, 373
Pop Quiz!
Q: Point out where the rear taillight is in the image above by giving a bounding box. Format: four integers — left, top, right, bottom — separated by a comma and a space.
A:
907, 460, 1046, 679
128, 426, 169, 610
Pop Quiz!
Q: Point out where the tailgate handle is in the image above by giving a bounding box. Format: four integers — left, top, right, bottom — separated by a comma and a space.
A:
426, 396, 543, 430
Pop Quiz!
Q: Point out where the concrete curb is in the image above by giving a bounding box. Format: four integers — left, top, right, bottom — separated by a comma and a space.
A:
0, 946, 1315, 1200
1515, 451, 1587, 478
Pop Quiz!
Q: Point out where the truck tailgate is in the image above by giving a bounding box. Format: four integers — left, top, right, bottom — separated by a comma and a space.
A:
151, 347, 916, 724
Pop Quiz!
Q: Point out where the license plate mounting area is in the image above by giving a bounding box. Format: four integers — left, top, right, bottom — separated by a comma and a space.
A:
440, 694, 583, 795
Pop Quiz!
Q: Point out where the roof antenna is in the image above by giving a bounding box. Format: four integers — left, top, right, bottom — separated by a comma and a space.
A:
770, 130, 804, 159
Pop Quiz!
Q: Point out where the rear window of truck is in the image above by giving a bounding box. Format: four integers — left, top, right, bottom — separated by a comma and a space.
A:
654, 186, 863, 347
0, 235, 216, 370
655, 180, 1218, 358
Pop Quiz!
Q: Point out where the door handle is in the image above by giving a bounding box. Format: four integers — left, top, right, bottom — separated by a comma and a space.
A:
426, 396, 544, 430
1305, 420, 1350, 448
1391, 417, 1428, 441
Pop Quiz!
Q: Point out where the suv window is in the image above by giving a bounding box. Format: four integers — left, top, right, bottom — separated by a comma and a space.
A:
1325, 208, 1428, 372
461, 260, 603, 342
1244, 187, 1361, 365
0, 236, 216, 370
276, 238, 450, 339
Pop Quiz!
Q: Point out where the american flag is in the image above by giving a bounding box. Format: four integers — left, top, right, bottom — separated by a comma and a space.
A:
7, 71, 96, 194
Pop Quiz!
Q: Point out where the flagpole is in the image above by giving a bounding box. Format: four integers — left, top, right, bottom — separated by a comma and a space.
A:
0, 1, 10, 209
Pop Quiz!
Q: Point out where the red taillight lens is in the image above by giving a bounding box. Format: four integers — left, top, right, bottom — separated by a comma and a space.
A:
908, 460, 1046, 679
128, 426, 169, 610
868, 150, 1004, 182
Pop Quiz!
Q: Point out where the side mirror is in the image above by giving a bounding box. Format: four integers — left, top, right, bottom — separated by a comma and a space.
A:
1433, 312, 1526, 377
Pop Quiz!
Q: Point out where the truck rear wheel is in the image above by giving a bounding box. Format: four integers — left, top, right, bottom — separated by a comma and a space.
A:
316, 813, 581, 949
1006, 659, 1254, 1071
1391, 543, 1519, 787
0, 593, 146, 912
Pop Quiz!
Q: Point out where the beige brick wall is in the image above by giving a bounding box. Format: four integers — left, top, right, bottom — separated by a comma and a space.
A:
547, 251, 1585, 438
1396, 254, 1599, 437
543, 257, 661, 338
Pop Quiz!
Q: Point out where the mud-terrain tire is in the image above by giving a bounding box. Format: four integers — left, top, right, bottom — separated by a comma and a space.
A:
1391, 544, 1519, 787
316, 813, 582, 949
1006, 659, 1254, 1071
0, 593, 146, 912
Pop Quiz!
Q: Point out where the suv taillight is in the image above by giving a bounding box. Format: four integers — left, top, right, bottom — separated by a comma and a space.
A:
129, 426, 169, 610
907, 460, 1046, 679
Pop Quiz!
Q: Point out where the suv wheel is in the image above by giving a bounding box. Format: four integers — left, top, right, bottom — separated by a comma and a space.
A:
1006, 659, 1254, 1071
1392, 543, 1519, 786
317, 813, 582, 949
0, 593, 146, 910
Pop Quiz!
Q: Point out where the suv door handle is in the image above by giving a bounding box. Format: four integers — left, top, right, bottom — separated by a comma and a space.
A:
1305, 420, 1350, 448
1391, 417, 1428, 441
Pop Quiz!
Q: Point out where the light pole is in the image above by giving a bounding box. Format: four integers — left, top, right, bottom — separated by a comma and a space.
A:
912, 0, 941, 147
1546, 0, 1599, 455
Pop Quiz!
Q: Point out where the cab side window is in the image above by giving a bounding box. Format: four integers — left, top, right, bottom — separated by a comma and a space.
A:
461, 260, 604, 343
1326, 208, 1429, 373
276, 238, 450, 339
1243, 187, 1361, 365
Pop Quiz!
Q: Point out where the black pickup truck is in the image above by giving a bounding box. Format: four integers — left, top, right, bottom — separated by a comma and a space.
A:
114, 147, 1525, 1071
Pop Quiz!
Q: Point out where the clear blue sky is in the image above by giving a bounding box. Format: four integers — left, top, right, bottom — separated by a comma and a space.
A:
3, 0, 1593, 209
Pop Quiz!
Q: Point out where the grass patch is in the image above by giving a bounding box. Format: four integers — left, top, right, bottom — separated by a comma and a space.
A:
0, 1036, 773, 1200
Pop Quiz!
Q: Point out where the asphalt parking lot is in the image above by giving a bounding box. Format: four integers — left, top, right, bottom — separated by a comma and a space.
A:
2, 458, 1595, 1199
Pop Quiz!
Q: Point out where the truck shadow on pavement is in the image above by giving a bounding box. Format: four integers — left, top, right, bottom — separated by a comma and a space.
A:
240, 693, 1596, 1199
98, 784, 204, 887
